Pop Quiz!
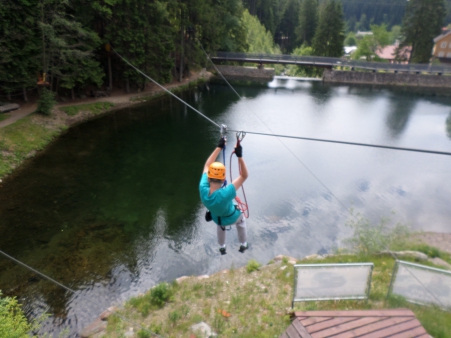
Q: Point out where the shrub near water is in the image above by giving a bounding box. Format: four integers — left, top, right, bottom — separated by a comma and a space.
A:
246, 259, 261, 273
129, 282, 174, 316
343, 211, 410, 255
0, 291, 35, 338
36, 88, 56, 116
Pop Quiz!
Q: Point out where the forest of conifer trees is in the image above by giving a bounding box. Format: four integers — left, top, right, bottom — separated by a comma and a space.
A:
1, 0, 449, 102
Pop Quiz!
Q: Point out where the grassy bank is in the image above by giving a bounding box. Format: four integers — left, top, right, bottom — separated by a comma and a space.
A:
103, 244, 451, 338
0, 102, 116, 180
0, 75, 209, 181
0, 114, 66, 178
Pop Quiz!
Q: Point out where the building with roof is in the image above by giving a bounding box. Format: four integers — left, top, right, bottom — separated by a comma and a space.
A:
433, 30, 451, 63
375, 44, 411, 64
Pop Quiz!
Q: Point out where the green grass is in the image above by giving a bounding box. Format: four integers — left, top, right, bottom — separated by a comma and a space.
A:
246, 259, 261, 273
131, 78, 207, 102
105, 252, 451, 338
0, 113, 10, 122
0, 114, 63, 178
59, 102, 115, 116
404, 243, 451, 263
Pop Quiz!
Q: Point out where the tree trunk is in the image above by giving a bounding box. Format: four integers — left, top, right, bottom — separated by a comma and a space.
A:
7, 93, 11, 101
179, 14, 184, 82
55, 78, 60, 101
71, 88, 75, 100
125, 79, 130, 93
108, 55, 113, 90
23, 87, 28, 102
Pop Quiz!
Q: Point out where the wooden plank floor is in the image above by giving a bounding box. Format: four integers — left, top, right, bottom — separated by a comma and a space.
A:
280, 309, 429, 338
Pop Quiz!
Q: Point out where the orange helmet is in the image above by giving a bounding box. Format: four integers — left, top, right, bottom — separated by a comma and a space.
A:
208, 162, 226, 180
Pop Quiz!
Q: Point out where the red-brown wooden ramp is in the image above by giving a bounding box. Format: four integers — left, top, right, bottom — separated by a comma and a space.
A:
280, 309, 430, 338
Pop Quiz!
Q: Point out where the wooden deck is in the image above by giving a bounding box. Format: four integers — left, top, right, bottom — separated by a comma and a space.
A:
280, 309, 429, 338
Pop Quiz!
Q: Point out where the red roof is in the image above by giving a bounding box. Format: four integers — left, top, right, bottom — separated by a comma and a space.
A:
280, 309, 429, 338
375, 45, 411, 61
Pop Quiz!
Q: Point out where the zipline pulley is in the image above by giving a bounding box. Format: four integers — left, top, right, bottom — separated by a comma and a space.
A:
220, 124, 228, 137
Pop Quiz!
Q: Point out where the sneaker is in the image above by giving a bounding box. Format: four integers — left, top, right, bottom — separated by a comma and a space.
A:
219, 247, 227, 255
239, 243, 249, 253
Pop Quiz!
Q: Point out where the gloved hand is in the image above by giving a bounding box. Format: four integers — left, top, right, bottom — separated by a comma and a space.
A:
217, 137, 226, 149
235, 144, 242, 158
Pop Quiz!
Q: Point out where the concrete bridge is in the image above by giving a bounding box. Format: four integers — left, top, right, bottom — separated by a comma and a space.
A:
211, 52, 451, 75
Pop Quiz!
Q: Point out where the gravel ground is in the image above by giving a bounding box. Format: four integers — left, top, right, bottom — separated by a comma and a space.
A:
412, 232, 451, 254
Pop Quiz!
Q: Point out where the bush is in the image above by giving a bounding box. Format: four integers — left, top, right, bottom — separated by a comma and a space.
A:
343, 212, 410, 255
36, 88, 56, 116
150, 283, 173, 308
0, 291, 35, 338
246, 259, 261, 273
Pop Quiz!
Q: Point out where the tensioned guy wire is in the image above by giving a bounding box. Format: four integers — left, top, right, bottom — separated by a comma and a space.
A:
112, 48, 220, 129
0, 249, 166, 338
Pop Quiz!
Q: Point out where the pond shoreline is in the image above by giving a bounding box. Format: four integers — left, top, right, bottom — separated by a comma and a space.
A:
0, 70, 213, 182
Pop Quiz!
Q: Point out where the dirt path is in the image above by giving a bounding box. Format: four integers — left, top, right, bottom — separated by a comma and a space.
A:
0, 70, 211, 129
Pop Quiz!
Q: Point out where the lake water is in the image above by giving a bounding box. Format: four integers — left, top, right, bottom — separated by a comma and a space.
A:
0, 78, 450, 336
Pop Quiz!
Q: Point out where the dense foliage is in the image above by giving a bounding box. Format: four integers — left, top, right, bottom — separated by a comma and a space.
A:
400, 0, 446, 63
1, 0, 450, 99
242, 10, 280, 54
313, 0, 345, 57
0, 291, 36, 338
0, 0, 248, 100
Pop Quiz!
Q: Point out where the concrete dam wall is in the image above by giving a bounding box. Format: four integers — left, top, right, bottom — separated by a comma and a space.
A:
215, 65, 275, 79
323, 69, 451, 88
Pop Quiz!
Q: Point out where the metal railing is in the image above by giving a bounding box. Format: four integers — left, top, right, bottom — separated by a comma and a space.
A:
211, 52, 451, 75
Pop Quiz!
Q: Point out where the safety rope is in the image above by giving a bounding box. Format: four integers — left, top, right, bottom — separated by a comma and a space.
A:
228, 132, 249, 218
229, 148, 249, 218
0, 249, 166, 338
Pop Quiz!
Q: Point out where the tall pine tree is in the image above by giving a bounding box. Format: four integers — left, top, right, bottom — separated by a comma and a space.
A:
400, 0, 446, 63
276, 0, 301, 53
296, 0, 318, 46
0, 0, 40, 101
312, 0, 344, 57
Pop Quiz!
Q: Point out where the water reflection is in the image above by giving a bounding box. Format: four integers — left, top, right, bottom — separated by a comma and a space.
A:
0, 81, 451, 336
386, 96, 416, 139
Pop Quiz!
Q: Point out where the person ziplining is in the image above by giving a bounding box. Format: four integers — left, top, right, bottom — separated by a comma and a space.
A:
199, 134, 249, 255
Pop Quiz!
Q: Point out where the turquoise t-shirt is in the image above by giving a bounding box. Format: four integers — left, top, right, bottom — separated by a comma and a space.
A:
199, 173, 240, 226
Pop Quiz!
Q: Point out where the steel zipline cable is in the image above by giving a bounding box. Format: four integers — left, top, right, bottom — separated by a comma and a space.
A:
227, 130, 451, 156
115, 46, 451, 157
112, 48, 220, 129
0, 249, 165, 338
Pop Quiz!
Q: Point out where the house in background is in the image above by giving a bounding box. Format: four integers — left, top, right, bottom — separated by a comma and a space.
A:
343, 46, 357, 58
375, 42, 411, 64
433, 30, 451, 63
